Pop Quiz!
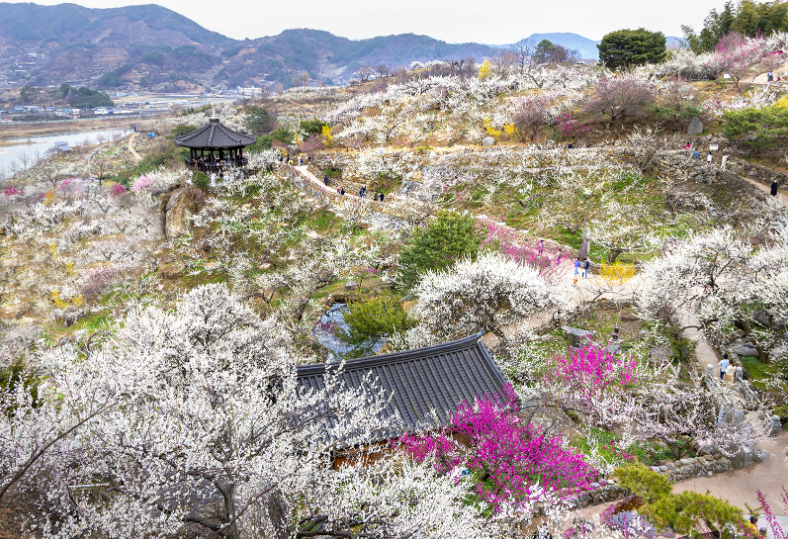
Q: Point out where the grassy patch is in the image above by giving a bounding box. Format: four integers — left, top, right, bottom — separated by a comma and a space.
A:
739, 356, 777, 389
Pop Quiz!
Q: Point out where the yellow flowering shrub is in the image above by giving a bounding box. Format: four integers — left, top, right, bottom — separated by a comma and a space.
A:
598, 261, 637, 286
478, 60, 492, 79
484, 117, 502, 140
321, 124, 333, 145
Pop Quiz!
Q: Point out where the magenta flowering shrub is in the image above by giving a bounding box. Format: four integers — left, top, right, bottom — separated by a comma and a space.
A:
555, 113, 589, 138
542, 343, 639, 411
3, 186, 20, 196
399, 386, 598, 511
110, 183, 127, 197
477, 220, 562, 278
756, 488, 788, 539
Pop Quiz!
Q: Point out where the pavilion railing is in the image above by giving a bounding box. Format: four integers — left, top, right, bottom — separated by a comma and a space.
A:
185, 158, 248, 172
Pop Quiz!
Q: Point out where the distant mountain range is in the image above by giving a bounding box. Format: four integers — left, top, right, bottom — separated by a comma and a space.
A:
0, 3, 681, 93
488, 32, 684, 60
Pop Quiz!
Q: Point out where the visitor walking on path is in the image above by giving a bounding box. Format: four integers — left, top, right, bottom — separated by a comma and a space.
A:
707, 153, 713, 165
772, 181, 780, 197
693, 150, 700, 159
719, 353, 730, 381
379, 192, 384, 202
324, 175, 329, 186
582, 258, 590, 279
340, 188, 345, 196
574, 258, 581, 276
538, 239, 544, 254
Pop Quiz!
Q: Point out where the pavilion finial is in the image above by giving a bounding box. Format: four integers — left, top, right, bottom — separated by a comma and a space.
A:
209, 118, 220, 124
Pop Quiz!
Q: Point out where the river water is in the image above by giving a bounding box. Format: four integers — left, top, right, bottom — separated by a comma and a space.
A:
0, 128, 130, 175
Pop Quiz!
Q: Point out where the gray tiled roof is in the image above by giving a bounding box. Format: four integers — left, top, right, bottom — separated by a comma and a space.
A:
296, 332, 507, 437
174, 118, 256, 149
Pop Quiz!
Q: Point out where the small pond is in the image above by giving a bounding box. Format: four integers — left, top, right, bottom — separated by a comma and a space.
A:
312, 303, 384, 360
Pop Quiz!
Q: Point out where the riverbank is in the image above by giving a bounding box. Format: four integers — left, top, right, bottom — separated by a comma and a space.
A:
0, 115, 164, 141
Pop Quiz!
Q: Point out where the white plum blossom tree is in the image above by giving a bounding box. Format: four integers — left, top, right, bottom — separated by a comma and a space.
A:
410, 252, 566, 353
638, 227, 788, 365
1, 284, 500, 539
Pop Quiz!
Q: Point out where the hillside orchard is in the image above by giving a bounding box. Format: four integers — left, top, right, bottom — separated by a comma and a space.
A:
1, 26, 788, 539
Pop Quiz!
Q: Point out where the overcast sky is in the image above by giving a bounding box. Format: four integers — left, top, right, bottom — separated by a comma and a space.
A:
17, 0, 724, 42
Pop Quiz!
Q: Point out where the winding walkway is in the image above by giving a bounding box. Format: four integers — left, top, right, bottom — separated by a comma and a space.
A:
127, 132, 141, 162
736, 173, 788, 206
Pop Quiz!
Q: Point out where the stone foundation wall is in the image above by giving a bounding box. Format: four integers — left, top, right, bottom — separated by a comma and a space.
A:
650, 454, 733, 480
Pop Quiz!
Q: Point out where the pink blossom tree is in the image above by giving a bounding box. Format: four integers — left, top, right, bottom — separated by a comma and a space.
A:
541, 343, 640, 414
400, 387, 598, 512
705, 32, 764, 91
477, 220, 563, 279
300, 133, 324, 154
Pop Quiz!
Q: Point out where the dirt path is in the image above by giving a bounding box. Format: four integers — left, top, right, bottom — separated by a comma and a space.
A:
736, 173, 788, 206
673, 432, 788, 516
127, 133, 141, 162
295, 165, 359, 200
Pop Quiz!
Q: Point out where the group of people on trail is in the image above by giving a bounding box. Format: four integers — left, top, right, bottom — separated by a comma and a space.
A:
573, 257, 591, 285
684, 143, 713, 164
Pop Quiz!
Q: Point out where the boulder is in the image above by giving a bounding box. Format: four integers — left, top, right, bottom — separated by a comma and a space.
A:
732, 344, 759, 357
769, 415, 782, 436
344, 281, 360, 291
562, 327, 597, 349
164, 187, 204, 239
482, 137, 496, 147
687, 117, 703, 136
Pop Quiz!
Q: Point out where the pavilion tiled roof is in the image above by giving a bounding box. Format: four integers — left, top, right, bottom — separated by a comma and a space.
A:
174, 118, 256, 149
296, 332, 507, 438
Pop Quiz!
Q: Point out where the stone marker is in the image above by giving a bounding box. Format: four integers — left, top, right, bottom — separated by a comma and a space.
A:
687, 117, 703, 136
482, 136, 495, 147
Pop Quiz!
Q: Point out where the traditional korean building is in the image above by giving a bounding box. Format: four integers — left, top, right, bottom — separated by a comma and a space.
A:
175, 118, 256, 173
296, 332, 508, 465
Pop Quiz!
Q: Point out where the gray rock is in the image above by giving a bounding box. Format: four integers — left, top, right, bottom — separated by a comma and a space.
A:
482, 136, 495, 147
650, 347, 672, 362
732, 344, 759, 357
687, 117, 704, 136
344, 281, 360, 291
729, 447, 751, 470
165, 187, 205, 239
659, 466, 668, 472
753, 310, 772, 328
562, 327, 598, 349
769, 415, 782, 436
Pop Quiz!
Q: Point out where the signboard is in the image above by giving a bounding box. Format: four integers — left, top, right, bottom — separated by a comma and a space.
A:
709, 144, 719, 151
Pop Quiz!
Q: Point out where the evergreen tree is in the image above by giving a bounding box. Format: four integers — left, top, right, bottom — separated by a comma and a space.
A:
242, 105, 274, 136
683, 0, 788, 53
397, 211, 482, 289
597, 28, 667, 68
